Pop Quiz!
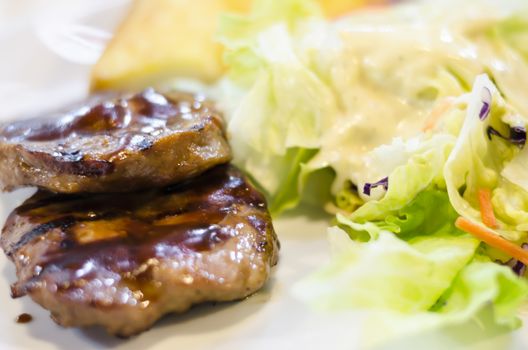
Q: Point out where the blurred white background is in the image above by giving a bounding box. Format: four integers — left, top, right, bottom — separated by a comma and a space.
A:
0, 0, 129, 120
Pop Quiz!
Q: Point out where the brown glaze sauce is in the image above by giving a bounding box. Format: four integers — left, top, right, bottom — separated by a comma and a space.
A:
15, 313, 33, 324
10, 165, 269, 301
0, 88, 210, 145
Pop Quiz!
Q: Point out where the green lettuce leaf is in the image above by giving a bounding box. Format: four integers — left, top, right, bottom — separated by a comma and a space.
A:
335, 189, 459, 241
218, 0, 321, 85
360, 257, 528, 347
294, 192, 528, 345
217, 0, 338, 213
296, 189, 479, 312
267, 147, 318, 214
379, 189, 460, 238
351, 134, 454, 223
433, 257, 528, 329
294, 228, 479, 313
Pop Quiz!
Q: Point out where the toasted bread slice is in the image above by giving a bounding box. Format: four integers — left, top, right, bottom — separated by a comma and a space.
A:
91, 0, 250, 91
90, 0, 383, 91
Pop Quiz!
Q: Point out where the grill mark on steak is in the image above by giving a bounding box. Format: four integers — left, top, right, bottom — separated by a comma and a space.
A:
2, 89, 190, 143
25, 218, 233, 290
1, 165, 279, 336
4, 217, 76, 258
0, 89, 231, 193
7, 164, 264, 258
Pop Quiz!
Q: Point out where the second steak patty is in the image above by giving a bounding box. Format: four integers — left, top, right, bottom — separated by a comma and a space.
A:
0, 89, 231, 193
1, 165, 279, 337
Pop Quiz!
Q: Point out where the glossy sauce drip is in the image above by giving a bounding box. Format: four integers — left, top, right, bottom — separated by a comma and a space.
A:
15, 313, 33, 324
12, 166, 268, 301
0, 89, 209, 144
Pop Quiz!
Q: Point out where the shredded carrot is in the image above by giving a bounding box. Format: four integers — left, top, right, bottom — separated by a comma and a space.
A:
478, 188, 498, 229
422, 98, 453, 132
455, 217, 528, 265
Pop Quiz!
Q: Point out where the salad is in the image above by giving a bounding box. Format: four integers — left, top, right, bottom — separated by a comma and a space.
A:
211, 0, 528, 343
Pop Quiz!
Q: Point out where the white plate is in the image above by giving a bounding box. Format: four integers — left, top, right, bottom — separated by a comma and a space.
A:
0, 1, 527, 349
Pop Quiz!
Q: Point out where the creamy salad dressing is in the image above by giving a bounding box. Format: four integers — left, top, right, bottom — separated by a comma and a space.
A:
304, 5, 511, 195
211, 0, 528, 209
486, 43, 528, 118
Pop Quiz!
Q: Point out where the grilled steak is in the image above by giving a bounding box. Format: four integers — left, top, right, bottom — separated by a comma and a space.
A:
0, 89, 231, 193
1, 165, 279, 337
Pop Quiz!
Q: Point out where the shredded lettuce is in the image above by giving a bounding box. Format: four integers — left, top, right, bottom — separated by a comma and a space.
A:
351, 135, 454, 222
444, 74, 528, 243
218, 0, 528, 214
216, 0, 528, 344
217, 0, 337, 213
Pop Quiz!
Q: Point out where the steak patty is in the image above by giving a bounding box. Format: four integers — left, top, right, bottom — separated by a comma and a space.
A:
1, 165, 279, 337
0, 89, 231, 193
